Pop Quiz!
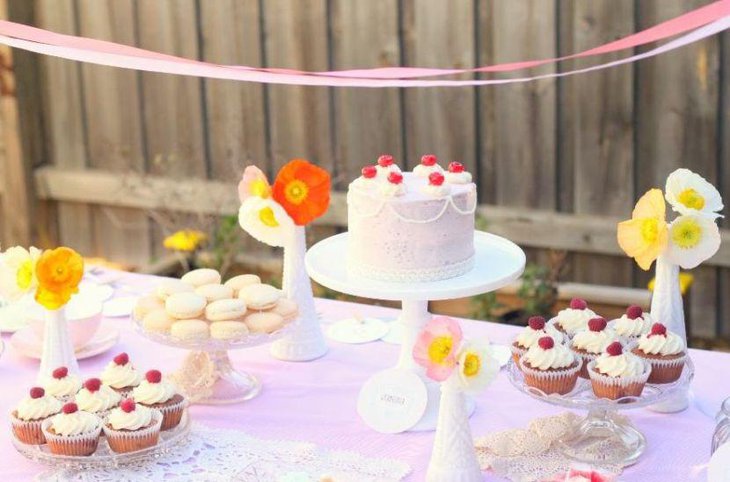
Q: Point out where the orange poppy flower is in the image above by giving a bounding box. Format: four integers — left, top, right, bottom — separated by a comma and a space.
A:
35, 247, 84, 310
272, 159, 330, 225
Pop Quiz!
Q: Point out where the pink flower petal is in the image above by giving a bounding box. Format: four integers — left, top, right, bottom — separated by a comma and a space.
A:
426, 360, 456, 382
238, 166, 270, 202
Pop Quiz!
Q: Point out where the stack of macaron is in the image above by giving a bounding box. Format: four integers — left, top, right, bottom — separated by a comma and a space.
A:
135, 268, 298, 344
10, 354, 188, 456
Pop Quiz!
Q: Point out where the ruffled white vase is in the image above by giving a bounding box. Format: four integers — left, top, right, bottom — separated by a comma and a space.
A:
649, 254, 689, 413
270, 225, 328, 362
426, 376, 482, 482
38, 308, 79, 382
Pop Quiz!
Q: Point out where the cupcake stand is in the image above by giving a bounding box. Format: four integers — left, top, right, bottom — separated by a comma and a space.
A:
506, 356, 694, 467
132, 319, 289, 405
306, 231, 526, 431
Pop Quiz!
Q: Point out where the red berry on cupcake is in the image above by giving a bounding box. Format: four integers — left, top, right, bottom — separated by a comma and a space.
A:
377, 154, 394, 167
361, 165, 377, 179
146, 369, 162, 384
606, 341, 623, 356
29, 387, 45, 399
421, 154, 437, 166
62, 402, 78, 414
428, 172, 445, 186
387, 171, 403, 184
569, 298, 588, 310
649, 323, 667, 337
113, 352, 129, 366
84, 378, 102, 392
626, 305, 643, 320
120, 399, 136, 413
588, 317, 607, 332
528, 316, 546, 331
537, 336, 555, 350
448, 161, 464, 173
52, 366, 68, 379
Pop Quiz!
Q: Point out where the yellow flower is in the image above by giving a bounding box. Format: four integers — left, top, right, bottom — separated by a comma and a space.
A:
665, 214, 721, 269
665, 168, 723, 219
648, 272, 694, 295
35, 247, 84, 310
238, 196, 295, 248
0, 246, 41, 301
163, 230, 208, 252
617, 189, 668, 270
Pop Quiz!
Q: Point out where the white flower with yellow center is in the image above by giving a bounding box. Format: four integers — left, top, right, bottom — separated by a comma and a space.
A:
0, 246, 41, 301
665, 168, 723, 219
238, 196, 294, 248
455, 342, 499, 394
666, 214, 721, 269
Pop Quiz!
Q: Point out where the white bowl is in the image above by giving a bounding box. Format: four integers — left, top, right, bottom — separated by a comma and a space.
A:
26, 296, 103, 350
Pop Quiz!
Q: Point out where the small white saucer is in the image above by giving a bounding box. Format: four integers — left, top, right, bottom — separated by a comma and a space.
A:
79, 281, 115, 302
327, 317, 390, 344
10, 324, 120, 360
490, 344, 511, 368
103, 296, 138, 317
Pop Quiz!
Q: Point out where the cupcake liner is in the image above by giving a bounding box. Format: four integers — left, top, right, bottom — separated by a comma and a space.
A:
518, 356, 582, 395
103, 410, 163, 453
571, 350, 599, 379
587, 359, 652, 400
10, 412, 47, 445
152, 396, 187, 431
41, 418, 102, 456
510, 344, 527, 366
633, 351, 686, 384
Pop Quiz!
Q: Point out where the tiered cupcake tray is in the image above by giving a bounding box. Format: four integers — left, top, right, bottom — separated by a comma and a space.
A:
306, 231, 526, 431
132, 318, 290, 405
506, 357, 694, 467
13, 411, 191, 469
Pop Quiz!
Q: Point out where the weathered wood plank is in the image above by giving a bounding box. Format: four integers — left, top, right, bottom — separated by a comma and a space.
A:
560, 0, 635, 287
263, 0, 333, 173
402, 0, 476, 171
199, 0, 267, 181
719, 30, 730, 337
35, 0, 93, 254
33, 166, 730, 268
76, 0, 151, 267
330, 0, 402, 188
636, 0, 720, 337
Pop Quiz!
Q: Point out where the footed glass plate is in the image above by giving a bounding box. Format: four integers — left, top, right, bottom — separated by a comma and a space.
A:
13, 411, 191, 470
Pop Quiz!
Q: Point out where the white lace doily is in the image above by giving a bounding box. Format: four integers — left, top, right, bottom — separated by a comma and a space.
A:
474, 412, 622, 482
37, 422, 411, 482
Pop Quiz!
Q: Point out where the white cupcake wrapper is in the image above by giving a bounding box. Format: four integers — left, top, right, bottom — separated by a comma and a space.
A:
41, 417, 102, 447
587, 359, 652, 388
639, 352, 687, 369
518, 354, 583, 381
156, 396, 188, 417
102, 409, 163, 440
510, 344, 527, 360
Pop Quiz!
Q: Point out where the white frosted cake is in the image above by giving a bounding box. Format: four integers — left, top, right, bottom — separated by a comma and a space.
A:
346, 154, 477, 282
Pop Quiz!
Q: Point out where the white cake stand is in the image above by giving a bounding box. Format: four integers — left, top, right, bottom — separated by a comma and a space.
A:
306, 231, 525, 431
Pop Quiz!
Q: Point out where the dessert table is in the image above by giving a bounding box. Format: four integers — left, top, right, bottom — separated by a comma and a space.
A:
1, 271, 727, 481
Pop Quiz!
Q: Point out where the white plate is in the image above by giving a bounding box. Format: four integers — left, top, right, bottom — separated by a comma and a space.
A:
326, 317, 390, 344
0, 302, 30, 333
79, 281, 115, 302
103, 296, 138, 317
10, 324, 120, 360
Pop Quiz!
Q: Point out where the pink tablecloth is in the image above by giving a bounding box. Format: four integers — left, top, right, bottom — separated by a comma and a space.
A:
1, 271, 728, 481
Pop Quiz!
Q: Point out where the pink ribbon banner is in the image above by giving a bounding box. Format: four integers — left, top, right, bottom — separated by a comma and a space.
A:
0, 0, 727, 88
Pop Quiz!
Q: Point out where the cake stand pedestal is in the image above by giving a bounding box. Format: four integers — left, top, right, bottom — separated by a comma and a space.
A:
306, 231, 525, 431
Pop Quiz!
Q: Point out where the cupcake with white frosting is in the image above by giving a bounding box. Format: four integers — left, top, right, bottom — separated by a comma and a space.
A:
413, 154, 444, 178
519, 336, 581, 395
41, 402, 102, 456
611, 305, 653, 340
103, 398, 162, 453
588, 341, 651, 400
43, 366, 81, 402
132, 370, 186, 430
570, 317, 619, 378
551, 298, 597, 337
75, 378, 121, 416
11, 386, 62, 445
511, 316, 564, 364
631, 323, 686, 384
101, 352, 142, 396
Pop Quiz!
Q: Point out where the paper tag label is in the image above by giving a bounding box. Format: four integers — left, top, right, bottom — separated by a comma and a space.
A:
709, 443, 730, 482
357, 368, 428, 434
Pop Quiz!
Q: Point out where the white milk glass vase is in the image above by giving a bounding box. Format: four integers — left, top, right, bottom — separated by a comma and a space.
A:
426, 376, 482, 482
270, 225, 328, 361
38, 307, 79, 382
649, 254, 688, 413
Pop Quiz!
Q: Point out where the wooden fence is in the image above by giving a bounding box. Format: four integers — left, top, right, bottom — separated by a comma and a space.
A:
2, 0, 729, 338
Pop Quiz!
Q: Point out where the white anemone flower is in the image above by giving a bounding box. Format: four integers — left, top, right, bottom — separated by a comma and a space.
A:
455, 341, 500, 394
666, 214, 721, 269
665, 168, 723, 219
238, 197, 295, 248
0, 246, 41, 301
